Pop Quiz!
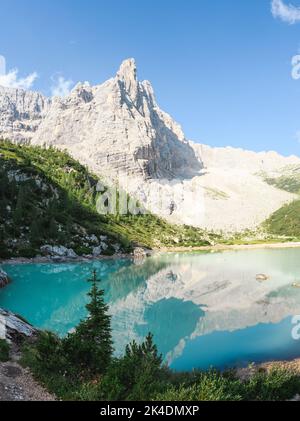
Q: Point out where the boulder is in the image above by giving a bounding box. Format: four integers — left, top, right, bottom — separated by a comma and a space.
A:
0, 269, 10, 289
0, 308, 37, 343
52, 245, 68, 257
92, 246, 102, 257
86, 234, 98, 244
66, 248, 77, 259
100, 242, 108, 251
256, 274, 269, 281
133, 247, 151, 260
40, 245, 77, 259
40, 245, 53, 255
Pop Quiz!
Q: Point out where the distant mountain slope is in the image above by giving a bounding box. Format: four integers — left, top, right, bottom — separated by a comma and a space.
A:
0, 141, 215, 259
1, 59, 300, 232
265, 200, 300, 238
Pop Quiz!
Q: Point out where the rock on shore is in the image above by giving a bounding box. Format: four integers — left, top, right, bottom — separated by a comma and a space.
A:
0, 270, 10, 288
0, 308, 37, 343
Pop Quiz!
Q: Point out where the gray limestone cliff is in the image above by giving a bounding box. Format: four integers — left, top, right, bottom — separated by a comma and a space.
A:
1, 59, 300, 232
0, 86, 50, 143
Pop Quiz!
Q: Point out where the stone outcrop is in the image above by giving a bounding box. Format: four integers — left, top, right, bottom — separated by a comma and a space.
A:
1, 58, 300, 232
0, 269, 10, 288
0, 86, 50, 143
31, 59, 202, 180
40, 245, 77, 259
0, 309, 37, 343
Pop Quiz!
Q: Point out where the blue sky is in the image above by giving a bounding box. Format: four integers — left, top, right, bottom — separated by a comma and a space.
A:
1, 0, 300, 156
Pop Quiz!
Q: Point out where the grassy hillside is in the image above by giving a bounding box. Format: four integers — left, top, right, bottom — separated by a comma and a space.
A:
260, 166, 300, 239
0, 140, 217, 258
265, 200, 300, 238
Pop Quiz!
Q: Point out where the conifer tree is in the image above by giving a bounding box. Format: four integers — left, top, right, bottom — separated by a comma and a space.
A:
63, 270, 113, 377
13, 187, 26, 225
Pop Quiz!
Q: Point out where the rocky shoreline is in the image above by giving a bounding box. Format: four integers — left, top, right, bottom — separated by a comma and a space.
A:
0, 246, 153, 266
0, 253, 131, 266
159, 241, 300, 253
3, 241, 300, 266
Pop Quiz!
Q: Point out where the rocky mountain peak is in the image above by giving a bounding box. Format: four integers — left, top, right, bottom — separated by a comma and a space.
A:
116, 58, 137, 86
1, 59, 300, 232
116, 58, 141, 109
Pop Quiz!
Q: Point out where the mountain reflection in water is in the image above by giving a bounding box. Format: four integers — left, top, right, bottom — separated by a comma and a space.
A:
2, 248, 300, 370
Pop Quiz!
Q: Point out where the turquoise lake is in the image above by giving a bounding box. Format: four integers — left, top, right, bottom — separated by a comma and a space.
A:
1, 248, 300, 371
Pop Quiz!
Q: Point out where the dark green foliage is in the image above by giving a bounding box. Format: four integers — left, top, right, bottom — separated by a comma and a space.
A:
0, 338, 10, 362
63, 270, 113, 378
34, 331, 67, 373
242, 368, 300, 401
263, 168, 300, 238
154, 370, 243, 401
22, 270, 113, 396
154, 368, 300, 401
98, 333, 168, 401
265, 200, 300, 238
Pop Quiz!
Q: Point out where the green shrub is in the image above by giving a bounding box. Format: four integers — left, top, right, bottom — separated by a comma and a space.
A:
154, 370, 243, 401
243, 368, 300, 401
17, 247, 38, 258
98, 333, 169, 401
21, 338, 79, 399
73, 245, 92, 256
101, 246, 116, 256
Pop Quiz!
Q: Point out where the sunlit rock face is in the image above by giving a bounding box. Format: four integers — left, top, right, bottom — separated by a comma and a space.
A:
32, 59, 202, 181
0, 86, 50, 143
1, 59, 300, 231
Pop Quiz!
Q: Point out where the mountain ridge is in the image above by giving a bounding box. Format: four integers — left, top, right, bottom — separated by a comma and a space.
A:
1, 58, 300, 232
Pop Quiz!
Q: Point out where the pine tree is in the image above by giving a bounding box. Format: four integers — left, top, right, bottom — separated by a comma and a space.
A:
125, 332, 162, 368
63, 270, 113, 377
48, 217, 58, 239
13, 187, 26, 225
29, 218, 41, 246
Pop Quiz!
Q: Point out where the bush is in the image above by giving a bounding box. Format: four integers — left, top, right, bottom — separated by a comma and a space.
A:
17, 247, 38, 258
98, 333, 170, 401
21, 337, 79, 399
154, 370, 243, 401
243, 368, 300, 401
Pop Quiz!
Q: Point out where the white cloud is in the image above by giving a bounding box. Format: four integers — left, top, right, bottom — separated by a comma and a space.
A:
271, 0, 300, 24
0, 55, 38, 90
51, 75, 73, 97
291, 54, 300, 79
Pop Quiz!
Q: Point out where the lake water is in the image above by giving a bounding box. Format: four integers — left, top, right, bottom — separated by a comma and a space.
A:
1, 248, 300, 371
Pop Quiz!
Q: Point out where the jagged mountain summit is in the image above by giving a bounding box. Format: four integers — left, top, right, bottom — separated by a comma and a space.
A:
0, 58, 300, 232
33, 58, 202, 180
